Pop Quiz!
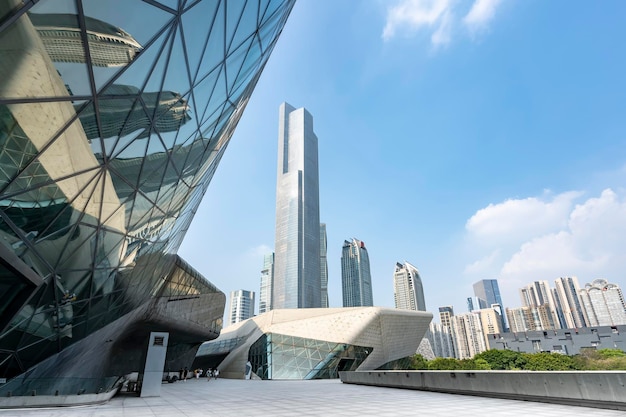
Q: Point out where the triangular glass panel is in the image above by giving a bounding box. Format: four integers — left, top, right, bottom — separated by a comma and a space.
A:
83, 0, 176, 93
181, 0, 220, 84
193, 1, 225, 83
227, 0, 258, 59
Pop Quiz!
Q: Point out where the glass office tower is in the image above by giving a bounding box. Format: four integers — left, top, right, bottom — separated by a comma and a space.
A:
341, 238, 373, 307
0, 0, 295, 397
273, 103, 321, 309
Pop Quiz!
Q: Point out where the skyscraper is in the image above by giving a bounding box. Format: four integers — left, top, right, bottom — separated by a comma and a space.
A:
273, 103, 321, 309
473, 279, 507, 331
393, 261, 426, 311
341, 238, 373, 307
579, 279, 626, 326
229, 290, 255, 326
320, 223, 329, 308
554, 276, 586, 328
259, 253, 275, 314
519, 281, 560, 329
450, 312, 486, 359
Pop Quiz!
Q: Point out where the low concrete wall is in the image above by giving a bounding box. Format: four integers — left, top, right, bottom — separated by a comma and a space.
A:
0, 388, 118, 408
339, 370, 626, 410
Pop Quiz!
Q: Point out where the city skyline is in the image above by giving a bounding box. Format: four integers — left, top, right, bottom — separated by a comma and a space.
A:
180, 0, 626, 317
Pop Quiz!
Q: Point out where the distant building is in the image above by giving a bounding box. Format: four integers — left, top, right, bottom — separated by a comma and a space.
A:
554, 276, 587, 328
439, 306, 454, 328
473, 279, 507, 331
320, 223, 329, 308
341, 238, 373, 307
229, 290, 255, 326
579, 279, 626, 326
477, 307, 504, 347
393, 261, 426, 311
259, 253, 274, 314
450, 312, 486, 359
489, 325, 626, 355
427, 322, 455, 358
506, 306, 536, 333
273, 103, 321, 309
519, 281, 560, 329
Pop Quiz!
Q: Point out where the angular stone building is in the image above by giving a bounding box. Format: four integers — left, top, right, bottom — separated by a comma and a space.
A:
194, 307, 433, 379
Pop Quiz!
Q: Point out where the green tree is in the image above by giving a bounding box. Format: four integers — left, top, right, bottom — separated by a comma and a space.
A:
410, 354, 428, 370
523, 352, 579, 371
597, 348, 626, 359
428, 357, 461, 370
474, 349, 527, 370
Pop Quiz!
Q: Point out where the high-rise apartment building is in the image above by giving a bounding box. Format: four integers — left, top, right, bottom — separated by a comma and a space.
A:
229, 290, 255, 325
341, 238, 373, 307
451, 312, 487, 359
320, 223, 329, 308
477, 307, 504, 347
273, 103, 321, 309
580, 279, 626, 326
393, 261, 426, 311
259, 253, 275, 314
519, 281, 560, 329
439, 306, 454, 328
427, 322, 455, 358
506, 306, 536, 333
553, 276, 587, 329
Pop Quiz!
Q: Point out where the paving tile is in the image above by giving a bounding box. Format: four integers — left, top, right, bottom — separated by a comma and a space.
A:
0, 379, 623, 417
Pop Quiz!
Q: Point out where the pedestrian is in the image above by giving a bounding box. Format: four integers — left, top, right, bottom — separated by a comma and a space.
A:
183, 366, 188, 381
207, 368, 213, 381
178, 367, 183, 381
214, 369, 219, 380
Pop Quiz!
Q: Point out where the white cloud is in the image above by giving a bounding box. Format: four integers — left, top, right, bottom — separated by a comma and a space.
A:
465, 191, 582, 246
463, 0, 502, 32
382, 0, 451, 42
464, 188, 626, 306
464, 249, 500, 274
382, 0, 505, 46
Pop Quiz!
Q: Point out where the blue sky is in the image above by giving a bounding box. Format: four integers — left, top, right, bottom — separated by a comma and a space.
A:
180, 0, 626, 322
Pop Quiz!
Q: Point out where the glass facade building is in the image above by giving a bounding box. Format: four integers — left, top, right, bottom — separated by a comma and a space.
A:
273, 103, 321, 309
341, 238, 373, 307
259, 252, 274, 314
0, 0, 295, 397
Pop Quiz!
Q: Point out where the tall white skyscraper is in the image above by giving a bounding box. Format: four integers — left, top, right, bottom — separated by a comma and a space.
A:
554, 276, 586, 328
273, 103, 321, 309
341, 238, 373, 307
579, 279, 626, 326
393, 261, 426, 311
259, 253, 274, 314
320, 223, 329, 308
229, 290, 255, 326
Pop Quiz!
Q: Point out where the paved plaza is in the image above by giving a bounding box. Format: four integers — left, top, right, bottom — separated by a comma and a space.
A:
0, 379, 622, 417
